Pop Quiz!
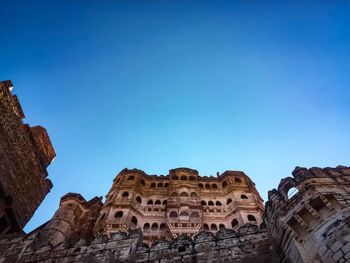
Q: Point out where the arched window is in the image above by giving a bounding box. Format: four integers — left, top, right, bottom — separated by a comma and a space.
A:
139, 179, 145, 186
222, 181, 227, 188
216, 201, 222, 206
211, 224, 218, 231
180, 211, 189, 217
160, 223, 166, 230
208, 201, 214, 206
180, 176, 187, 181
241, 194, 248, 199
164, 183, 169, 187
231, 219, 238, 228
201, 200, 207, 206
150, 183, 156, 188
151, 223, 158, 231
171, 192, 178, 197
247, 215, 256, 222
147, 200, 153, 205
235, 177, 242, 183
198, 183, 204, 188
203, 223, 209, 230
143, 223, 150, 231
136, 196, 142, 203
155, 200, 161, 205
172, 175, 179, 180
162, 200, 167, 205
180, 192, 189, 197
115, 211, 123, 218
205, 184, 210, 189
227, 198, 232, 205
169, 211, 178, 217
157, 183, 163, 187
122, 192, 129, 197
287, 187, 299, 199
189, 176, 196, 181
191, 211, 200, 218
131, 216, 138, 226
190, 192, 198, 198
127, 176, 134, 180
219, 224, 226, 230
212, 184, 218, 189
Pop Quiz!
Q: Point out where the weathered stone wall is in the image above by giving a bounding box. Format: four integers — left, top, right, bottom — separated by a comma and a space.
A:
0, 224, 279, 262
264, 165, 350, 263
0, 80, 55, 234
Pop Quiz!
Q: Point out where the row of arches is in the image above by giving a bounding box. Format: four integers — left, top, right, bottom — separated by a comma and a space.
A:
147, 199, 167, 205
114, 211, 138, 226
169, 211, 200, 218
203, 215, 257, 231
201, 195, 248, 207
143, 222, 166, 231
172, 175, 196, 181
170, 192, 198, 198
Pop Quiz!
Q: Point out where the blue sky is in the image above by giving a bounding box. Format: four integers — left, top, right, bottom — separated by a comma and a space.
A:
0, 1, 349, 232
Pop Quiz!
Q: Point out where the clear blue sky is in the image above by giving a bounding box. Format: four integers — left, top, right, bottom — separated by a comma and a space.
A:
0, 1, 349, 232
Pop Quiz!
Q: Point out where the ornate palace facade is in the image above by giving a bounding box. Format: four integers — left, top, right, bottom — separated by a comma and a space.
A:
94, 168, 264, 244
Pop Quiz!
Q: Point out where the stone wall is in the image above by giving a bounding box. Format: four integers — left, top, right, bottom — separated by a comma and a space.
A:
0, 80, 55, 235
0, 224, 279, 262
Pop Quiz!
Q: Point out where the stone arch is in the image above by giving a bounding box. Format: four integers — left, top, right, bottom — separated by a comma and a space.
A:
160, 223, 166, 230
155, 200, 161, 205
150, 182, 156, 188
189, 176, 196, 181
162, 200, 167, 205
147, 199, 153, 205
198, 183, 204, 188
180, 192, 189, 197
136, 196, 142, 203
215, 201, 222, 206
201, 200, 207, 206
208, 201, 214, 206
247, 214, 256, 222
114, 211, 124, 218
235, 177, 242, 183
173, 175, 179, 180
203, 223, 209, 230
131, 216, 138, 226
169, 211, 178, 217
151, 223, 158, 231
143, 223, 150, 231
211, 224, 218, 231
164, 183, 169, 187
127, 175, 134, 180
278, 177, 298, 201
122, 192, 129, 197
190, 192, 198, 197
219, 224, 226, 230
241, 194, 248, 199
205, 183, 210, 189
212, 183, 218, 189
231, 219, 238, 228
157, 182, 163, 187
180, 175, 187, 181
227, 198, 232, 205
222, 181, 227, 188
139, 179, 145, 186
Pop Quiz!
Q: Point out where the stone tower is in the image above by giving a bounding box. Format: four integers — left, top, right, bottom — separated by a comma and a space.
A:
264, 165, 350, 263
94, 167, 264, 245
0, 80, 55, 236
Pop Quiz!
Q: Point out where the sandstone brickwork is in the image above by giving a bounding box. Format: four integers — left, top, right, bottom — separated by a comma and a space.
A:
0, 80, 55, 236
264, 165, 350, 263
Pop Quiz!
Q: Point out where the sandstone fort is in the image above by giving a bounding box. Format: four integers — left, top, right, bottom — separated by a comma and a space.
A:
0, 80, 349, 262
